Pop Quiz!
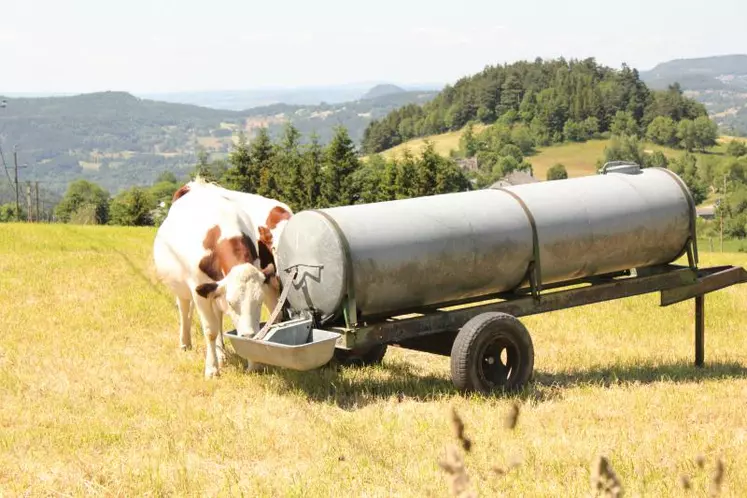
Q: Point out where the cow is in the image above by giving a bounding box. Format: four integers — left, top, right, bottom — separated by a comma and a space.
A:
153, 182, 279, 378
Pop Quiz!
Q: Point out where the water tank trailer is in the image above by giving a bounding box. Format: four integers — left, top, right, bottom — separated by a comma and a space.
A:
224, 163, 747, 394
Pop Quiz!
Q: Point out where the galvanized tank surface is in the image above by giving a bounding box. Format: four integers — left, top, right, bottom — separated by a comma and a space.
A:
275, 166, 695, 324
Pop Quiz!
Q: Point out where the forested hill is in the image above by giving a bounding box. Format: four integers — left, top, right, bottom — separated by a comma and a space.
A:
361, 58, 710, 154
0, 89, 436, 194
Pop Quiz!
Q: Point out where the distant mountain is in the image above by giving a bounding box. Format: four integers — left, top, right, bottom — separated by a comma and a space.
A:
361, 84, 406, 100
640, 55, 747, 90
138, 83, 442, 111
0, 89, 438, 195
640, 54, 747, 135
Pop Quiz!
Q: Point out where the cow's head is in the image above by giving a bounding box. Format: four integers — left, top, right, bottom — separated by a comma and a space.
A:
195, 263, 272, 337
195, 224, 276, 338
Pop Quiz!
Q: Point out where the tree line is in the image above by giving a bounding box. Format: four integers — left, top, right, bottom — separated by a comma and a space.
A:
595, 130, 747, 240
37, 124, 473, 227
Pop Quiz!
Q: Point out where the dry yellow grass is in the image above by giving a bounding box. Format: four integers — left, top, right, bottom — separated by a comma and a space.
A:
378, 124, 489, 162
1, 223, 747, 496
527, 139, 610, 179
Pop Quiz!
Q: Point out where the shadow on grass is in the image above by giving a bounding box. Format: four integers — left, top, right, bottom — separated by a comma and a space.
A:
533, 359, 747, 388
263, 359, 459, 411
253, 356, 747, 410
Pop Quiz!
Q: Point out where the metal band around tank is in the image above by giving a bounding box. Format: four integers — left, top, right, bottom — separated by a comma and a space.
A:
653, 167, 700, 268
491, 187, 543, 298
308, 209, 358, 327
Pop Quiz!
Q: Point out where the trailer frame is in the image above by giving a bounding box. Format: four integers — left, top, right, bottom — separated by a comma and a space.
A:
302, 262, 747, 392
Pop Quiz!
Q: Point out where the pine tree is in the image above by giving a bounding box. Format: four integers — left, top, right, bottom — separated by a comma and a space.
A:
416, 141, 439, 196
301, 132, 323, 209
394, 149, 418, 199
435, 158, 471, 194
379, 157, 399, 202
322, 126, 360, 207
222, 132, 254, 192
251, 128, 278, 198
276, 123, 304, 209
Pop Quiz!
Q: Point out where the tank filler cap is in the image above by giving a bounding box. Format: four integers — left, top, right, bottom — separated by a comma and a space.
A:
598, 161, 641, 175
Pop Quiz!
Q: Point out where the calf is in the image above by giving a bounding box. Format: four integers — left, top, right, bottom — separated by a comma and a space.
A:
153, 186, 275, 378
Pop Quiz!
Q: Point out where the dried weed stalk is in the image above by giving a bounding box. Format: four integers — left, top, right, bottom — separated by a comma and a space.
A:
451, 407, 472, 452
590, 455, 623, 498
438, 444, 476, 498
679, 474, 692, 490
709, 457, 724, 498
504, 402, 520, 430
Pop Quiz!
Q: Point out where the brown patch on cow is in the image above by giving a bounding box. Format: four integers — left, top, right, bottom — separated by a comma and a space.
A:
172, 184, 190, 202
195, 282, 218, 299
265, 206, 291, 229
202, 225, 221, 250
258, 225, 273, 247
199, 225, 223, 281
198, 225, 259, 281
216, 234, 258, 275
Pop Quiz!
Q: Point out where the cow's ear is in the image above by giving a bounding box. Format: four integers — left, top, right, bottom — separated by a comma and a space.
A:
195, 282, 225, 299
258, 239, 275, 270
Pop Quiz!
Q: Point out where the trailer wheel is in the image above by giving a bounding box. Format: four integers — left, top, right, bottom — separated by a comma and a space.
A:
450, 312, 534, 394
334, 344, 388, 367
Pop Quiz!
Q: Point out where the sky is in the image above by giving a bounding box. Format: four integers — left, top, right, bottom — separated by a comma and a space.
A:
1, 0, 746, 94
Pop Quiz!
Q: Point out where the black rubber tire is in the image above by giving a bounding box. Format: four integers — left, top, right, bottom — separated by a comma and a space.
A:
334, 343, 388, 367
450, 312, 534, 394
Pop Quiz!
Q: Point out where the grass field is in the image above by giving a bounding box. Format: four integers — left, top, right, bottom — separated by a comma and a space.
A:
377, 125, 489, 162
2, 223, 747, 496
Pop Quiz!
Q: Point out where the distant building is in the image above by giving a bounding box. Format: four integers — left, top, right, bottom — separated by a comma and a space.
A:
456, 157, 479, 172
697, 206, 716, 220
489, 170, 539, 189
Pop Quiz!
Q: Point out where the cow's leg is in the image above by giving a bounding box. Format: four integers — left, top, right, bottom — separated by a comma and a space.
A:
177, 296, 193, 351
193, 297, 222, 379
215, 308, 226, 367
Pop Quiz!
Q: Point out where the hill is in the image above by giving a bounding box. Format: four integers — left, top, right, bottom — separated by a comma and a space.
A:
361, 84, 407, 100
0, 89, 437, 194
640, 54, 747, 136
361, 57, 710, 155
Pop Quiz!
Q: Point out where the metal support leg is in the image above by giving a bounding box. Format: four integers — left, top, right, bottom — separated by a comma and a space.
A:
695, 294, 705, 367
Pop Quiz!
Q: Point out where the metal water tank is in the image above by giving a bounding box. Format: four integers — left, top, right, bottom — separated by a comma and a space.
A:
275, 165, 695, 324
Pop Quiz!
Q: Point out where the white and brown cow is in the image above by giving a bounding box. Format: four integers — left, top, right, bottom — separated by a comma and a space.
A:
153, 182, 279, 378
171, 177, 293, 312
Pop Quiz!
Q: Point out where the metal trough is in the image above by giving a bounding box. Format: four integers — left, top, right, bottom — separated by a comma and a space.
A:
223, 318, 341, 371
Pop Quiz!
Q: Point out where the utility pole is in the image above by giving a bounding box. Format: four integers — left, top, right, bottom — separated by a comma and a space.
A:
35, 182, 40, 222
13, 149, 20, 221
720, 174, 727, 253
26, 181, 32, 222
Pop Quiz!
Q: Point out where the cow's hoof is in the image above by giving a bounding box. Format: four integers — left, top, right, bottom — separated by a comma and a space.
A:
245, 361, 267, 373
180, 344, 192, 351
204, 367, 220, 379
